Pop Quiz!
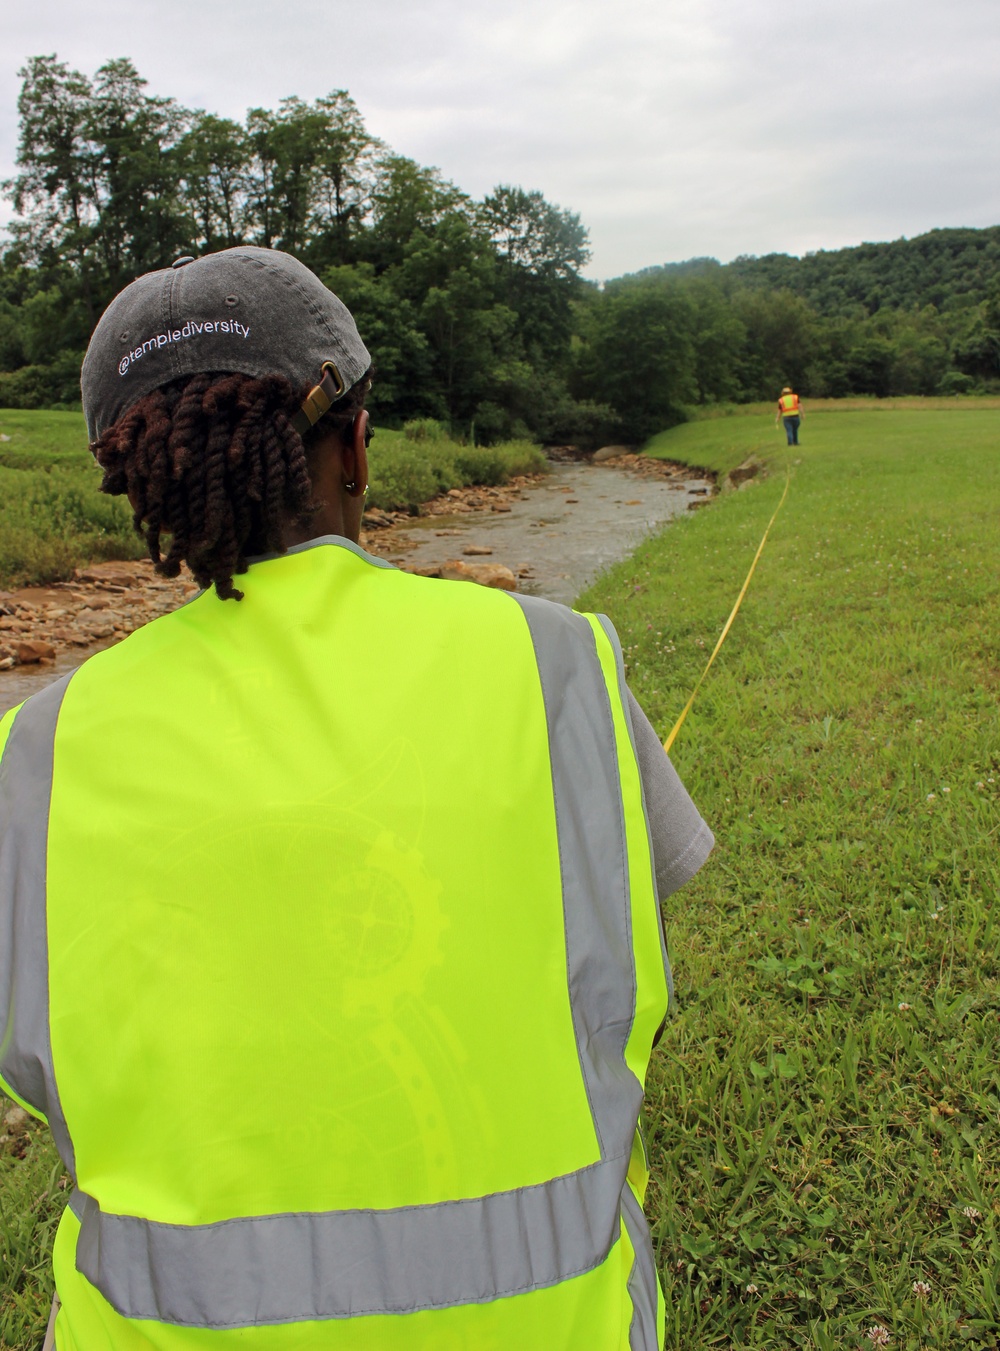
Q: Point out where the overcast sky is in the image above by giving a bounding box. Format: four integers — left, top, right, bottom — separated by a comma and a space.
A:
3, 0, 999, 279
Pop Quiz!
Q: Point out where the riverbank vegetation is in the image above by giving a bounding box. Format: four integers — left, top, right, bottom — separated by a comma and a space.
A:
579, 406, 1000, 1348
0, 409, 546, 588
3, 56, 1000, 448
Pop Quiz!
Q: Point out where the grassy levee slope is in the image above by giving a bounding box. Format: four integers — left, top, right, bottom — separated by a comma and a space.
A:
578, 408, 999, 1348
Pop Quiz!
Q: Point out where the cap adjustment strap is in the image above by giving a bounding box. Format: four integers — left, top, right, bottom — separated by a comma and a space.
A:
292, 361, 346, 437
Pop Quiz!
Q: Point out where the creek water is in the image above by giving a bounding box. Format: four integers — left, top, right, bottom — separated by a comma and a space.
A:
0, 641, 117, 717
0, 459, 711, 716
386, 459, 711, 605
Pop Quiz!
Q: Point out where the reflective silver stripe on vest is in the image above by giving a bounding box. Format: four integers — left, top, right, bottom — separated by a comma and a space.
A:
621, 1185, 660, 1350
76, 1161, 628, 1325
595, 613, 673, 1007
247, 534, 398, 571
0, 675, 77, 1179
510, 596, 641, 1160
61, 595, 642, 1326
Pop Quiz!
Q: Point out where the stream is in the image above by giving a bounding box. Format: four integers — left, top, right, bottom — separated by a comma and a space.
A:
384, 458, 711, 605
0, 458, 711, 716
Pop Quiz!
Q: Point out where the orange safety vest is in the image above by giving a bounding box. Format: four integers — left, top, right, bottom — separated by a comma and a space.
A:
778, 393, 800, 417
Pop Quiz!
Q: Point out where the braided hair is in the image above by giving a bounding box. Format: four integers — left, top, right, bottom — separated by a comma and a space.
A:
92, 368, 372, 601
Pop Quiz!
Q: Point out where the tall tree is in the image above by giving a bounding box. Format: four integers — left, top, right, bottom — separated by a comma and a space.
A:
178, 113, 248, 253
7, 56, 191, 302
365, 156, 467, 272
308, 92, 380, 266
480, 185, 590, 359
480, 186, 589, 279
81, 59, 190, 285
573, 280, 697, 439
6, 56, 101, 323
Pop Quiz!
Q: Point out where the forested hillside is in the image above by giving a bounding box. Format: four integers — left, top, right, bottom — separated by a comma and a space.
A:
3, 55, 1000, 442
645, 229, 1000, 316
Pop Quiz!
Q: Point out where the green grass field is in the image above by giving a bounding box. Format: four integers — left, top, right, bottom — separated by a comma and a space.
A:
1, 403, 997, 1349
578, 407, 1000, 1348
0, 409, 545, 589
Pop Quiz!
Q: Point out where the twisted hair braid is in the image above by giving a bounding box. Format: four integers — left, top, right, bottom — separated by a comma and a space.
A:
91, 368, 372, 601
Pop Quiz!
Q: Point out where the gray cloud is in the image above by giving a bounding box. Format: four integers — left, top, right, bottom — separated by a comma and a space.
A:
3, 0, 999, 277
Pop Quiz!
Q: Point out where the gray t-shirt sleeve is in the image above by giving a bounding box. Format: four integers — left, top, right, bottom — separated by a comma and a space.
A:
625, 687, 714, 900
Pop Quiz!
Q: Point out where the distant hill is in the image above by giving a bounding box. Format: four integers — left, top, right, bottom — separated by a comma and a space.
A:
633, 226, 1000, 317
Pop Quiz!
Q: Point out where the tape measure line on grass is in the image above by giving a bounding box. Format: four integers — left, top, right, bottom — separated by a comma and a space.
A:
663, 473, 791, 756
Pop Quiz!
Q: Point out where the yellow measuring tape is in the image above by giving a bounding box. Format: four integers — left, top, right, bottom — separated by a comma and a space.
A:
663, 473, 791, 754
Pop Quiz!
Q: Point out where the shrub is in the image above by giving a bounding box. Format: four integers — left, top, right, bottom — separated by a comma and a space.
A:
0, 351, 85, 410
365, 442, 442, 512
453, 440, 547, 486
402, 418, 449, 443
367, 432, 546, 511
938, 370, 975, 396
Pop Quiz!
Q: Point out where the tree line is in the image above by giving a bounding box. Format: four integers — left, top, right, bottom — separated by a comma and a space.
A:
3, 56, 1000, 445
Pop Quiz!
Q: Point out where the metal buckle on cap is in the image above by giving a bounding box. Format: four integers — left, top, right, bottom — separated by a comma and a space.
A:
292, 361, 346, 437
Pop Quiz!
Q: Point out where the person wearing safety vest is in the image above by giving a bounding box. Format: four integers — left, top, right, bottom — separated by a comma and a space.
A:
775, 386, 803, 445
0, 247, 713, 1351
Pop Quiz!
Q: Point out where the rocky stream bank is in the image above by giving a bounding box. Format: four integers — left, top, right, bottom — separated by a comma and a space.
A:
0, 452, 713, 714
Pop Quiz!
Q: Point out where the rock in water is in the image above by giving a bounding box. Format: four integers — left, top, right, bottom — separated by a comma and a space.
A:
441, 560, 518, 591
15, 640, 56, 664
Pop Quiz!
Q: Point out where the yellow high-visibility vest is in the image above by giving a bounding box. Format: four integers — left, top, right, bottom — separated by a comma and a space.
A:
778, 393, 800, 416
0, 537, 670, 1350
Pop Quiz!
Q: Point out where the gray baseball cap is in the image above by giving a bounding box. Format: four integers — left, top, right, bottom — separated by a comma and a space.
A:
81, 246, 371, 441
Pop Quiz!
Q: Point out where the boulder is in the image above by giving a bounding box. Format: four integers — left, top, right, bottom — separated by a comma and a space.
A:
592, 445, 633, 463
462, 545, 493, 556
16, 640, 56, 664
441, 560, 518, 591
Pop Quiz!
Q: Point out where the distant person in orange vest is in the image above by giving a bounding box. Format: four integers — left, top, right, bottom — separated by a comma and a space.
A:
775, 386, 803, 445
